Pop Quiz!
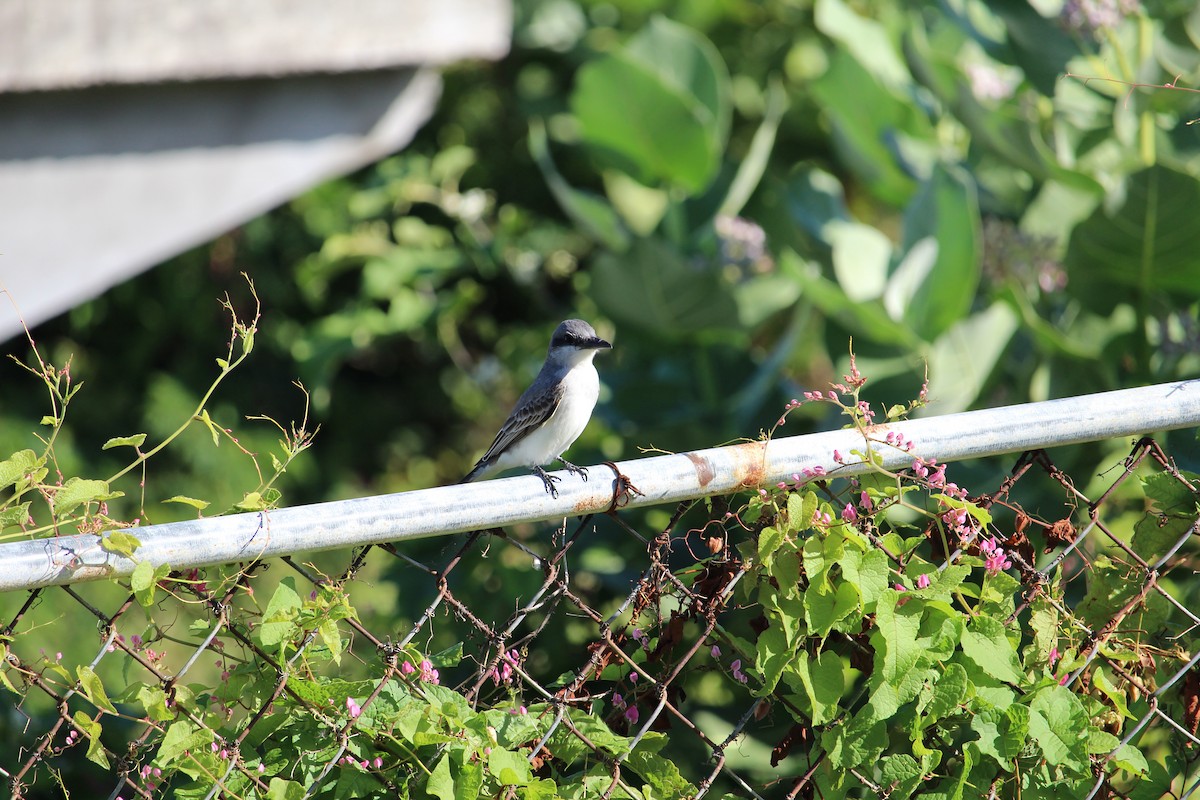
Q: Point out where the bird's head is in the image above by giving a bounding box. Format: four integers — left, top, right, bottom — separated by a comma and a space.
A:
547, 319, 612, 366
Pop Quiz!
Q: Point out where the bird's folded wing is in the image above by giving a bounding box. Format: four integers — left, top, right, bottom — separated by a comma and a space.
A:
477, 382, 564, 464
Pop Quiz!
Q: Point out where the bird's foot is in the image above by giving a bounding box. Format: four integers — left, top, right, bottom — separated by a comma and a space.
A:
558, 458, 589, 482
532, 466, 562, 498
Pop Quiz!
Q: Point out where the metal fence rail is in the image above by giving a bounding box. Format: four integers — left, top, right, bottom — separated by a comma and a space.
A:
3, 379, 1200, 799
2, 380, 1198, 593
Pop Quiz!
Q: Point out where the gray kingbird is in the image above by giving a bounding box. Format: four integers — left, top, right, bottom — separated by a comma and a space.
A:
460, 319, 612, 497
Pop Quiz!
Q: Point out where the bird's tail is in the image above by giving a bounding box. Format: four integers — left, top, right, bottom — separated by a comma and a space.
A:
459, 461, 490, 484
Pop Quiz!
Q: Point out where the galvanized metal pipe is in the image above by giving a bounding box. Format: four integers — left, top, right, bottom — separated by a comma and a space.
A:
1, 379, 1198, 592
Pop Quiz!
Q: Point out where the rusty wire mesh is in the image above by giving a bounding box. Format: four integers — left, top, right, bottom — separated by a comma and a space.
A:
3, 434, 1200, 799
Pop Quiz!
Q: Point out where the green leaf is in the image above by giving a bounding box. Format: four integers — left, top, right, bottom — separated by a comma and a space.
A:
804, 581, 860, 638
571, 16, 729, 193
100, 531, 141, 558
77, 665, 117, 714
1027, 684, 1089, 773
0, 449, 42, 490
0, 502, 32, 529
888, 167, 980, 342
970, 704, 1028, 770
625, 739, 696, 797
878, 753, 922, 800
487, 748, 532, 786
920, 662, 967, 725
259, 578, 304, 647
590, 237, 741, 340
1065, 165, 1200, 314
427, 751, 459, 800
318, 619, 343, 666
782, 251, 920, 348
131, 560, 171, 607
823, 711, 887, 771
136, 684, 174, 722
1091, 666, 1133, 720
828, 219, 892, 302
1132, 471, 1200, 561
719, 76, 788, 217
814, 0, 909, 89
792, 650, 844, 726
266, 778, 306, 800
52, 477, 118, 516
872, 590, 923, 686
922, 302, 1018, 415
809, 51, 923, 205
72, 711, 110, 769
754, 622, 793, 695
758, 526, 785, 563
198, 409, 221, 446
528, 120, 629, 251
1110, 742, 1149, 777
960, 616, 1023, 684
785, 491, 816, 534
164, 495, 211, 511
101, 433, 147, 450
602, 170, 669, 236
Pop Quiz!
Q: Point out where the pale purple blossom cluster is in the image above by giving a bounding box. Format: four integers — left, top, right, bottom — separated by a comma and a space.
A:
714, 215, 772, 273
1061, 0, 1139, 36
338, 754, 384, 770
965, 63, 1017, 102
884, 431, 915, 452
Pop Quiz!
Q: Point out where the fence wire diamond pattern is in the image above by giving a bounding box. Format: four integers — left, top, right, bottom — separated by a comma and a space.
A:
4, 436, 1200, 798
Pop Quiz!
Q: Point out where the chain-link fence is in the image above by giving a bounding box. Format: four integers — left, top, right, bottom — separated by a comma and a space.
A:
4, 423, 1200, 798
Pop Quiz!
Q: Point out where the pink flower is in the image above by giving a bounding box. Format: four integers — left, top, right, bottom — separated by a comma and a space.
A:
730, 659, 748, 684
489, 649, 520, 685
894, 584, 907, 592
612, 693, 626, 710
916, 573, 931, 589
980, 537, 1011, 574
624, 706, 639, 724
1048, 646, 1059, 666
418, 659, 440, 685
710, 645, 721, 658
842, 503, 858, 522
346, 697, 362, 719
859, 491, 873, 513
401, 661, 416, 675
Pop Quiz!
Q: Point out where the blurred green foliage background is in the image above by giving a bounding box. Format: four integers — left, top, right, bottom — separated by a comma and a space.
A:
7, 0, 1200, 511
3, 0, 1200, 793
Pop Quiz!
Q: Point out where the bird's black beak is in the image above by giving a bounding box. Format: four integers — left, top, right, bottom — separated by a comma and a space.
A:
590, 336, 613, 350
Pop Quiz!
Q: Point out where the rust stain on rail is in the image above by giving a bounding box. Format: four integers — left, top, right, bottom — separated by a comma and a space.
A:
684, 440, 768, 491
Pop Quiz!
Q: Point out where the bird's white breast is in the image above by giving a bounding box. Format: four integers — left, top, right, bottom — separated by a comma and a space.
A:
495, 358, 599, 468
